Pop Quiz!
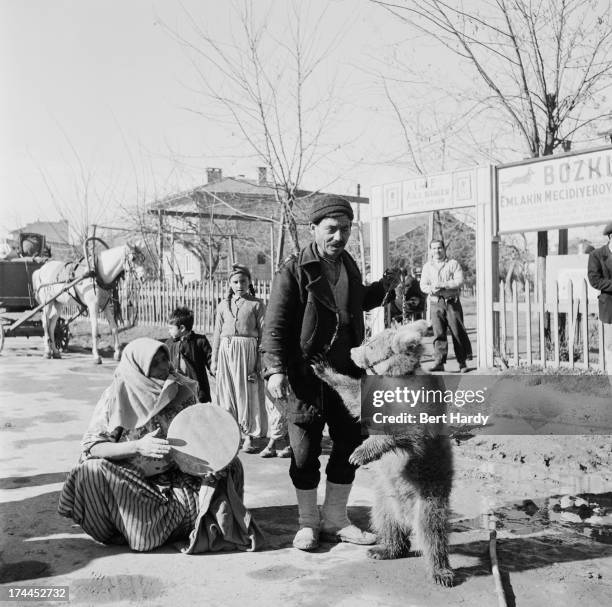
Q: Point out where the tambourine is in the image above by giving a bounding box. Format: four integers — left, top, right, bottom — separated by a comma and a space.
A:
167, 404, 240, 475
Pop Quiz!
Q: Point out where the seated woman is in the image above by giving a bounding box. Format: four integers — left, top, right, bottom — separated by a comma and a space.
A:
58, 337, 262, 553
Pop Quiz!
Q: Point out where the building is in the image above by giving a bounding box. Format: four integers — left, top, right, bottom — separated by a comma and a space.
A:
149, 168, 369, 281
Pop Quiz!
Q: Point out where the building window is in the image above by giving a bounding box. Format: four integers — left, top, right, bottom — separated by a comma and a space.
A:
257, 252, 266, 265
184, 253, 193, 273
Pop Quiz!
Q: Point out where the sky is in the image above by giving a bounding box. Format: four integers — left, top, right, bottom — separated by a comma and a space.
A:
0, 0, 609, 245
0, 0, 416, 238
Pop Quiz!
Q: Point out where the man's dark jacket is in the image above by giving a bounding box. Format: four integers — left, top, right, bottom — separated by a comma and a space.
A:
165, 332, 212, 403
588, 244, 612, 323
261, 242, 387, 423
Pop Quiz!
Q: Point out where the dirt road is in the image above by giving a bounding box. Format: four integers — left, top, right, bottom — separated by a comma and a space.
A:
1, 337, 610, 606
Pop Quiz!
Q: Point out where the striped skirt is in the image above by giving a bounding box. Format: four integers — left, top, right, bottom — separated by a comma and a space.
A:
58, 459, 200, 552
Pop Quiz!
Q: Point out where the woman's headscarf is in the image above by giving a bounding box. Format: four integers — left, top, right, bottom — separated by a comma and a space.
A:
108, 338, 197, 430
228, 264, 256, 298
229, 264, 251, 281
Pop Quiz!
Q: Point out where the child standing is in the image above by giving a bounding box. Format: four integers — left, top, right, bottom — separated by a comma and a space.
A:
166, 306, 213, 403
211, 265, 267, 453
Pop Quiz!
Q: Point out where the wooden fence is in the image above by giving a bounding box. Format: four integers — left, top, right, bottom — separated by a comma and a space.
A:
494, 278, 606, 370
132, 279, 273, 334
61, 278, 273, 335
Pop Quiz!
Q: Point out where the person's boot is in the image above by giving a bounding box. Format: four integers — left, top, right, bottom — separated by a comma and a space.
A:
320, 481, 376, 545
259, 439, 277, 458
293, 488, 320, 550
242, 436, 257, 453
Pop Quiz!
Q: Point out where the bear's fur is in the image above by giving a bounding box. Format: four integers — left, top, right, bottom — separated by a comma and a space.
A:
311, 320, 455, 587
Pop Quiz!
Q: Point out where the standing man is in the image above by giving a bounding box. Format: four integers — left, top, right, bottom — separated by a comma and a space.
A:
261, 195, 399, 551
420, 239, 472, 373
587, 222, 612, 372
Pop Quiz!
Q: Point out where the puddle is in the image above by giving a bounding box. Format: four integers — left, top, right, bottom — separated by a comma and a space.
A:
457, 492, 612, 543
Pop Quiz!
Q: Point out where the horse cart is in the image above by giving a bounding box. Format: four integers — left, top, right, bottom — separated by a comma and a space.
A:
0, 256, 85, 353
0, 236, 145, 359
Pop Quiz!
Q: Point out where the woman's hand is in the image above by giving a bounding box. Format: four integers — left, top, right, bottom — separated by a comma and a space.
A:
202, 468, 227, 482
136, 428, 171, 459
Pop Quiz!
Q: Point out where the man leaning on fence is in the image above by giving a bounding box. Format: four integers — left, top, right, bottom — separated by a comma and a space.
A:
420, 239, 472, 373
587, 221, 612, 372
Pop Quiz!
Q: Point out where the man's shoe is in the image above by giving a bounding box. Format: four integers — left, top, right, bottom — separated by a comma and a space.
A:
293, 527, 320, 550
459, 364, 469, 373
429, 362, 445, 372
319, 481, 376, 545
320, 524, 377, 545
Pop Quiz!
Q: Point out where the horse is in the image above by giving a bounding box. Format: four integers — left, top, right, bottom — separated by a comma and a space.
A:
32, 243, 146, 363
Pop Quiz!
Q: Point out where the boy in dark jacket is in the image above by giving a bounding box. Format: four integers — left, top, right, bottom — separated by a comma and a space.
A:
166, 306, 213, 403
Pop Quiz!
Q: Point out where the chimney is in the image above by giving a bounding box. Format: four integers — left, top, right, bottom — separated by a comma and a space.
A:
258, 166, 267, 185
206, 168, 223, 184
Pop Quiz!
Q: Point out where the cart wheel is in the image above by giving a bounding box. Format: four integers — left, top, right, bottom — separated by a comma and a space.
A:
0, 324, 5, 353
55, 318, 70, 352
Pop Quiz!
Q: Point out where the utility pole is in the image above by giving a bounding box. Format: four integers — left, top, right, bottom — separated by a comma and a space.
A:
269, 223, 275, 279
157, 210, 164, 281
275, 206, 286, 270
356, 184, 366, 277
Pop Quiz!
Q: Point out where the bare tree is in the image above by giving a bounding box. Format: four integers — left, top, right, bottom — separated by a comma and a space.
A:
160, 0, 347, 259
372, 0, 612, 157
31, 124, 121, 254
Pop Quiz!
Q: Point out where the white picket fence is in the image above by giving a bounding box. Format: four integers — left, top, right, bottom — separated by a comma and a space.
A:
60, 278, 273, 335
494, 278, 606, 369
62, 279, 271, 333
62, 276, 605, 370
134, 279, 273, 334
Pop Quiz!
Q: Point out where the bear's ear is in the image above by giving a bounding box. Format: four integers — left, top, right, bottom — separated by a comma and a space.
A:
392, 328, 418, 353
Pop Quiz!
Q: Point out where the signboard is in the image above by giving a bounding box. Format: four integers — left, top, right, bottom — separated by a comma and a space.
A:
545, 255, 599, 302
371, 169, 477, 218
497, 147, 612, 233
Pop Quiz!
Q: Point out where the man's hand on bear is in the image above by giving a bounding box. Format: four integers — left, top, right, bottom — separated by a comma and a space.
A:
381, 268, 401, 291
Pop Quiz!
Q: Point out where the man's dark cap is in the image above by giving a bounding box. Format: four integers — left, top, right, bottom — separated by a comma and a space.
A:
604, 221, 612, 236
309, 196, 354, 224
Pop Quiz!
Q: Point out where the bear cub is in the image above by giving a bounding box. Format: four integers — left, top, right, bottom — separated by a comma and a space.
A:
311, 320, 455, 587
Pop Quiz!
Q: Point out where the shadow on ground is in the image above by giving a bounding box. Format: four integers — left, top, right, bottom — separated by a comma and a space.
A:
2, 486, 611, 594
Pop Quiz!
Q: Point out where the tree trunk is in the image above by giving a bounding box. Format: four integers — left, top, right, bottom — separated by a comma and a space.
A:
275, 207, 286, 270
284, 195, 301, 255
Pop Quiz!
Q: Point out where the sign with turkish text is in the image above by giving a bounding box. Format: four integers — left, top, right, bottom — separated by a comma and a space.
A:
497, 147, 612, 233
372, 169, 477, 218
